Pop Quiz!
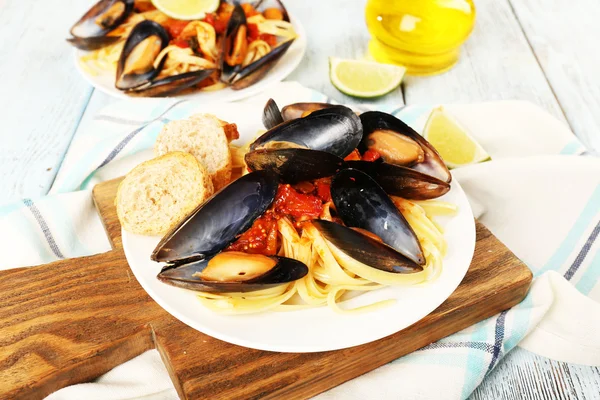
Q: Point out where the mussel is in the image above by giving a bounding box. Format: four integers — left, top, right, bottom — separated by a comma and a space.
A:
250, 106, 363, 158
152, 170, 308, 292
220, 3, 295, 90
67, 0, 134, 50
311, 220, 423, 275
158, 253, 308, 293
115, 21, 216, 97
331, 168, 425, 265
360, 111, 452, 183
245, 148, 346, 183
345, 160, 450, 200
262, 99, 337, 129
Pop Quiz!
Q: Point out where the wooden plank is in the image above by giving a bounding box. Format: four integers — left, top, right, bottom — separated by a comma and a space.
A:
507, 0, 600, 154
0, 177, 531, 399
471, 348, 600, 400
0, 0, 94, 205
403, 0, 566, 124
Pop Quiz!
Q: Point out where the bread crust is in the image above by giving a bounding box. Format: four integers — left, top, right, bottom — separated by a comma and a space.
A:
116, 152, 214, 235
155, 114, 235, 190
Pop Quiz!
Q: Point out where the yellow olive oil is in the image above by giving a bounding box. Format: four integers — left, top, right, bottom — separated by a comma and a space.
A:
365, 0, 476, 75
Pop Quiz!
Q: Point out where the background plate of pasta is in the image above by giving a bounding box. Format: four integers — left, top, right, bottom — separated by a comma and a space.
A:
119, 98, 476, 353
70, 0, 306, 100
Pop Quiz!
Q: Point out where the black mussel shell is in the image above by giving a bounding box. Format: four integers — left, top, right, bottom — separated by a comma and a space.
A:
245, 148, 346, 183
280, 102, 335, 121
312, 220, 422, 273
331, 168, 425, 265
69, 0, 134, 42
115, 20, 169, 91
250, 106, 363, 158
151, 170, 279, 263
263, 98, 284, 129
220, 4, 247, 84
360, 111, 452, 183
230, 39, 295, 90
67, 35, 122, 51
157, 255, 308, 293
126, 69, 216, 97
346, 161, 450, 200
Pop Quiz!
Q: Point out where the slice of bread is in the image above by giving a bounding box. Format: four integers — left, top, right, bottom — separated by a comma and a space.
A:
155, 114, 238, 190
116, 152, 214, 236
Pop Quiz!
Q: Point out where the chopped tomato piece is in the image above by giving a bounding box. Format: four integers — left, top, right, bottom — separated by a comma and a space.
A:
274, 184, 322, 219
258, 33, 277, 46
226, 213, 279, 255
344, 149, 361, 161
316, 182, 332, 202
362, 149, 381, 162
247, 23, 260, 40
241, 3, 260, 17
171, 39, 190, 48
203, 13, 228, 34
163, 20, 190, 39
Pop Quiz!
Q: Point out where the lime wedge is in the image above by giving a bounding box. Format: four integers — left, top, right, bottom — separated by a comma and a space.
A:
329, 57, 406, 98
151, 0, 219, 20
423, 106, 490, 168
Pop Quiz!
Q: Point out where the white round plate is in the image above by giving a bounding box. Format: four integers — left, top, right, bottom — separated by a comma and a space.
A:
121, 101, 476, 353
74, 18, 306, 102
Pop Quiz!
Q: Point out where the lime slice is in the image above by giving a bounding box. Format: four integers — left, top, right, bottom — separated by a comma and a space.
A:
329, 57, 406, 98
151, 0, 219, 20
423, 106, 490, 168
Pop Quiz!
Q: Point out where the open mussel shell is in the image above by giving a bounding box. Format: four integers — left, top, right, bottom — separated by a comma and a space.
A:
151, 170, 279, 263
262, 98, 284, 129
126, 69, 217, 97
331, 168, 425, 265
346, 161, 450, 200
311, 220, 423, 274
68, 0, 134, 50
230, 39, 295, 90
245, 148, 346, 183
253, 0, 291, 22
359, 111, 452, 183
250, 106, 363, 158
281, 102, 336, 121
157, 255, 308, 293
220, 3, 295, 90
115, 20, 169, 91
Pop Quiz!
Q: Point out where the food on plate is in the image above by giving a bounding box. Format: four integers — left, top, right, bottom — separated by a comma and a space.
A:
116, 151, 214, 235
154, 113, 239, 190
67, 0, 297, 96
149, 100, 458, 314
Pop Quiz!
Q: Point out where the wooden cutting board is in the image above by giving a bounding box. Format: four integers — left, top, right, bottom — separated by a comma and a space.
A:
0, 178, 532, 400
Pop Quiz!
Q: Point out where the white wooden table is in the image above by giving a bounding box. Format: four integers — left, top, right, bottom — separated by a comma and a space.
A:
1, 0, 599, 398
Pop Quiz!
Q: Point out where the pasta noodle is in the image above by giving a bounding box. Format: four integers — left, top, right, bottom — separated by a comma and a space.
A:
196, 191, 456, 315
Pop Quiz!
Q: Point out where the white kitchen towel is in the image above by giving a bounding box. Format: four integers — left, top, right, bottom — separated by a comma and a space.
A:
0, 82, 598, 399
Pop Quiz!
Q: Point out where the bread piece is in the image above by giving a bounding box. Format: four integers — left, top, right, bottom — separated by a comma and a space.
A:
116, 152, 214, 236
155, 114, 236, 190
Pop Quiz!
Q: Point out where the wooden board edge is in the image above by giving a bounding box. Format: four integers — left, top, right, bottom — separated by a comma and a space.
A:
9, 328, 155, 400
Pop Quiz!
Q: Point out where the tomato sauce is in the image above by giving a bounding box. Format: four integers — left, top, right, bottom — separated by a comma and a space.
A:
227, 147, 382, 255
